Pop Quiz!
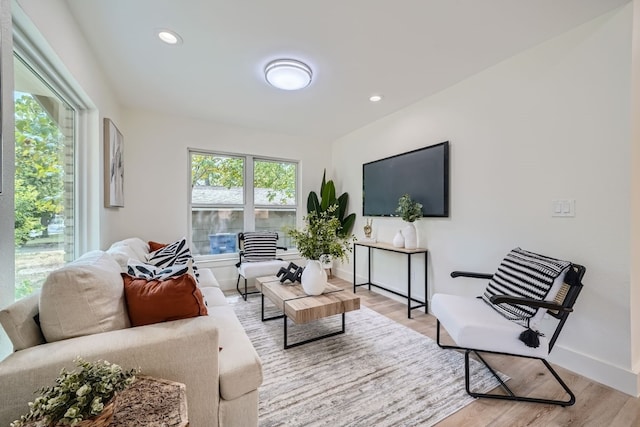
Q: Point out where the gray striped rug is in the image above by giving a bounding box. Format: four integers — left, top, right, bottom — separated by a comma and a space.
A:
229, 294, 505, 427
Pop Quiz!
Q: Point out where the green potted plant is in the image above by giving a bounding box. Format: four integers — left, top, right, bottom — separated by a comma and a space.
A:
11, 358, 138, 427
286, 205, 355, 295
396, 194, 423, 249
306, 170, 356, 238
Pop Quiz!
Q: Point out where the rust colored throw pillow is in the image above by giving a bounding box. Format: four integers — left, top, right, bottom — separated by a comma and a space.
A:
148, 241, 168, 252
122, 273, 208, 327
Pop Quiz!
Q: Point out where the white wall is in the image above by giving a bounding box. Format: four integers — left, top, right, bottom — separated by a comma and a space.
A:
630, 0, 640, 393
333, 5, 636, 394
108, 108, 328, 287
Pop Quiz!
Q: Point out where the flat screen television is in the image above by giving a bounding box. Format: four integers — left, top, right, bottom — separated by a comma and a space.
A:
362, 141, 449, 217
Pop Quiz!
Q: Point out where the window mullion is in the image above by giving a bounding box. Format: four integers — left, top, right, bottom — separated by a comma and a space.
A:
245, 155, 255, 231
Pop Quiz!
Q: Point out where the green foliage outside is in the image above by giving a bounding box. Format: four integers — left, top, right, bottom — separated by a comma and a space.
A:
191, 155, 296, 204
15, 279, 35, 300
14, 93, 65, 246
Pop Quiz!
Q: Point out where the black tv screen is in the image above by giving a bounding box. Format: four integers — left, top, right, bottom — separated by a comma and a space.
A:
363, 141, 449, 217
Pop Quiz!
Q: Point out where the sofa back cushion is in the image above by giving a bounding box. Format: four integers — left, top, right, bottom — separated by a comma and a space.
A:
39, 250, 131, 343
0, 291, 45, 351
107, 237, 150, 271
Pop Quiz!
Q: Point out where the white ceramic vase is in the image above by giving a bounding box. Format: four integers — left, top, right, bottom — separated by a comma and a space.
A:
403, 222, 417, 249
301, 260, 327, 295
392, 230, 405, 248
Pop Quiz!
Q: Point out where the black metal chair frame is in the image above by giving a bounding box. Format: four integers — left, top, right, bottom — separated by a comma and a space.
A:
436, 263, 586, 407
235, 232, 287, 300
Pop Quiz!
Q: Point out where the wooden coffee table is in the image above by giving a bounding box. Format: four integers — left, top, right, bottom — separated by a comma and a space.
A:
255, 276, 360, 349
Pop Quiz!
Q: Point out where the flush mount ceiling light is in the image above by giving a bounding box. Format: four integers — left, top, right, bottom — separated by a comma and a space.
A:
264, 59, 312, 90
369, 94, 383, 102
157, 29, 183, 45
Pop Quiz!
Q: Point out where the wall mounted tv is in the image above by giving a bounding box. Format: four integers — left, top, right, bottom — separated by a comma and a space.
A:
362, 141, 449, 218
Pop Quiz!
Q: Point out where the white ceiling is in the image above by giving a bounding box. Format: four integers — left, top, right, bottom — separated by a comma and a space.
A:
64, 0, 629, 140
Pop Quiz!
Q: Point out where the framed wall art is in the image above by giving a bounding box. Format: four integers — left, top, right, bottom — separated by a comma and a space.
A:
104, 118, 124, 207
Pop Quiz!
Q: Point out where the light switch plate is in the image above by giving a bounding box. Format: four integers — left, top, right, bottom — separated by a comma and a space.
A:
552, 199, 575, 217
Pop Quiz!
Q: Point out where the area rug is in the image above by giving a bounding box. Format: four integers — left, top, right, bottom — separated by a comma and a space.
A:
229, 294, 506, 427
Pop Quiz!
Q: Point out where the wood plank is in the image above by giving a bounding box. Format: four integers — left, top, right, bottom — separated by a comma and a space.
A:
256, 277, 360, 324
284, 291, 360, 324
254, 275, 281, 293
355, 241, 427, 254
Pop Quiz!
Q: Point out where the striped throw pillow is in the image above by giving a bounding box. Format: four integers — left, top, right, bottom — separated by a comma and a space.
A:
127, 261, 193, 281
146, 237, 199, 280
482, 248, 570, 327
243, 232, 278, 262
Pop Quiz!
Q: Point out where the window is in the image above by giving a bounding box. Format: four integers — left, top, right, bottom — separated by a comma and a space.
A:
13, 54, 76, 299
189, 151, 297, 256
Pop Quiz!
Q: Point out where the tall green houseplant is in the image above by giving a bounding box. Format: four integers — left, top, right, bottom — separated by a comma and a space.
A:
307, 170, 356, 238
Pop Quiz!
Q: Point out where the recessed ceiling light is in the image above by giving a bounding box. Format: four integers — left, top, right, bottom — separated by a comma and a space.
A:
369, 95, 383, 102
157, 29, 182, 45
265, 59, 313, 91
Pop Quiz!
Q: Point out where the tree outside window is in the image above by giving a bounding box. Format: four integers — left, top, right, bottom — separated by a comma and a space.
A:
13, 54, 75, 300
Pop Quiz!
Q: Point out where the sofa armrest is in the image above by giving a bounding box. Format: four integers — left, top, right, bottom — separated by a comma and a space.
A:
0, 316, 219, 427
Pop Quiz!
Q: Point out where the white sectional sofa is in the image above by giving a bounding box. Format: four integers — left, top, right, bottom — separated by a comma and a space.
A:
0, 238, 262, 427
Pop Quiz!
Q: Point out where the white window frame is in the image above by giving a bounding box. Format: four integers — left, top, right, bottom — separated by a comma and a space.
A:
188, 148, 299, 260
12, 12, 97, 258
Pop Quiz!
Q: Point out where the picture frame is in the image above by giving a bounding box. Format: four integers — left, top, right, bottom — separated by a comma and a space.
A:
104, 118, 124, 207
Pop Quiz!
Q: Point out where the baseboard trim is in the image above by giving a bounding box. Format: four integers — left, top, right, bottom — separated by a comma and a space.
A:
549, 345, 639, 397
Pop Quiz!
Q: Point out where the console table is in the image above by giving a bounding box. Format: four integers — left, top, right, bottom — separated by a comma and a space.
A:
352, 241, 428, 318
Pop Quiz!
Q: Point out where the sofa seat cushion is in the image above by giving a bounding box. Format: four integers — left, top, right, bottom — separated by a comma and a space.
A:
0, 291, 45, 351
197, 268, 221, 288
39, 250, 130, 343
431, 293, 549, 358
238, 260, 289, 279
201, 287, 227, 307
207, 306, 263, 400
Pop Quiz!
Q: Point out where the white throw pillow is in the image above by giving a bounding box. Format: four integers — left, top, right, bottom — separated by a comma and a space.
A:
107, 237, 150, 267
39, 250, 131, 343
106, 245, 140, 271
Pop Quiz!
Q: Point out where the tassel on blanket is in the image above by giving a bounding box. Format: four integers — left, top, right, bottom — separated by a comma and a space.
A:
519, 328, 543, 348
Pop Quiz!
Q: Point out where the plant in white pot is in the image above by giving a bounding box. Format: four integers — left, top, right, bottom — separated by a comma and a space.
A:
286, 205, 355, 295
396, 194, 423, 249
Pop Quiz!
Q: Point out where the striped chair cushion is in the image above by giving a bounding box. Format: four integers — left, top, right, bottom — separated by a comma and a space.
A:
242, 232, 278, 262
482, 248, 570, 327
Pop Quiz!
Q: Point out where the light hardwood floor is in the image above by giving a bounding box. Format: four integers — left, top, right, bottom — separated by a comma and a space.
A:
325, 277, 640, 427
232, 278, 640, 426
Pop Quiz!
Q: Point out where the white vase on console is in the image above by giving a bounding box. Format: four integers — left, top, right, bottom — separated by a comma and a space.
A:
392, 230, 405, 248
403, 222, 417, 249
301, 260, 327, 295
